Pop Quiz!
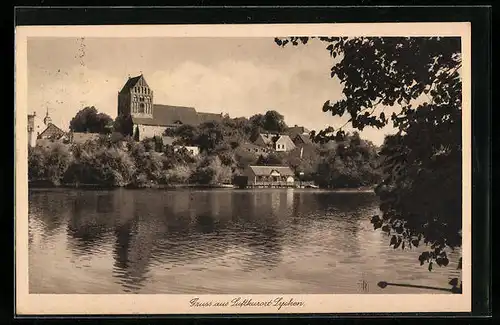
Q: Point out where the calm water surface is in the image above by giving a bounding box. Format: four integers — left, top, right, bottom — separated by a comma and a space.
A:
28, 188, 461, 294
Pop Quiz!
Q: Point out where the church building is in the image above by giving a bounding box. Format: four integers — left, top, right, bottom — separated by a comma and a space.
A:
117, 74, 223, 141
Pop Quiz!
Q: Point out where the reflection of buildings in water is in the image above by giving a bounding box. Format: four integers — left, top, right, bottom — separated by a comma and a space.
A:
275, 189, 295, 217
112, 215, 156, 291
208, 192, 221, 219
112, 188, 135, 226
286, 189, 294, 211
205, 191, 233, 228
270, 191, 280, 217
291, 192, 302, 217
110, 191, 167, 291
170, 191, 191, 216
113, 221, 132, 270
127, 219, 156, 276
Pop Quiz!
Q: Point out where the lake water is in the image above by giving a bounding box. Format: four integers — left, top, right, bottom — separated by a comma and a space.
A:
28, 188, 461, 294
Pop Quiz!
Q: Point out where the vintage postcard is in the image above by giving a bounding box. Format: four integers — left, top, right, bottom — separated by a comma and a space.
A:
15, 22, 471, 315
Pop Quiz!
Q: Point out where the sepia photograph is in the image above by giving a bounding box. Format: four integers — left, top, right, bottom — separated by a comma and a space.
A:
15, 23, 471, 314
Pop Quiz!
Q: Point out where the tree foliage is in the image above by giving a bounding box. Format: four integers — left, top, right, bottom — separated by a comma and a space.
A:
28, 143, 73, 186
263, 110, 288, 133
190, 155, 232, 185
315, 132, 382, 188
69, 106, 114, 134
113, 114, 134, 136
256, 152, 284, 166
276, 36, 462, 288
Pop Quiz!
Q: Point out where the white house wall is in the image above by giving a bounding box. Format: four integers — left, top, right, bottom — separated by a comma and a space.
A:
135, 124, 166, 141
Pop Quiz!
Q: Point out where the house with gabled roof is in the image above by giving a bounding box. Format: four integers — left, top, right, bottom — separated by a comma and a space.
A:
253, 133, 296, 152
293, 133, 312, 146
117, 74, 223, 141
253, 133, 277, 147
275, 135, 296, 152
38, 123, 66, 140
34, 109, 68, 146
242, 165, 295, 187
286, 125, 310, 139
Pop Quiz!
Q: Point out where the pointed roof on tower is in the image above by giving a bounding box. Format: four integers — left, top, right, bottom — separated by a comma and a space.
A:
119, 74, 149, 94
43, 107, 52, 126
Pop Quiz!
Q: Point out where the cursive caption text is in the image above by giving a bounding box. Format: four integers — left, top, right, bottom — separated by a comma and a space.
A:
189, 297, 305, 311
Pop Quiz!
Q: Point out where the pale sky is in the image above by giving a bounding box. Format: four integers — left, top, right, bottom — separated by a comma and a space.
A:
28, 37, 396, 145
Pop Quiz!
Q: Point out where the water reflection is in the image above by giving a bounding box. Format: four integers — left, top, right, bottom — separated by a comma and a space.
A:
28, 188, 461, 294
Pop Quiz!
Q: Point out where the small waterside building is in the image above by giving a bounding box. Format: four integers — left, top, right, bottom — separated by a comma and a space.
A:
241, 165, 295, 188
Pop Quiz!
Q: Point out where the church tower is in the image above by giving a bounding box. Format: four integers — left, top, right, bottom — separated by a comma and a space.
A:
43, 107, 52, 126
27, 112, 37, 147
117, 74, 154, 119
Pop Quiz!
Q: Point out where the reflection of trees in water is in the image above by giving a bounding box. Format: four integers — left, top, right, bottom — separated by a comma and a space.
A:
29, 190, 69, 237
229, 191, 287, 270
155, 205, 229, 262
66, 191, 116, 256
314, 192, 378, 214
310, 192, 379, 259
132, 190, 287, 269
195, 214, 216, 234
32, 189, 382, 291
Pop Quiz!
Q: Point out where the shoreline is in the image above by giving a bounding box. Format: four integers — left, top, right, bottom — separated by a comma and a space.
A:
28, 181, 375, 192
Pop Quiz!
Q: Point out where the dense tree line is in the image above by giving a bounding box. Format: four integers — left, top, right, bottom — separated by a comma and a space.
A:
28, 136, 232, 188
29, 105, 382, 189
276, 36, 462, 292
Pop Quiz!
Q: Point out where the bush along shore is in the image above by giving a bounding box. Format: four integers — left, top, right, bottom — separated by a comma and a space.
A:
29, 125, 383, 190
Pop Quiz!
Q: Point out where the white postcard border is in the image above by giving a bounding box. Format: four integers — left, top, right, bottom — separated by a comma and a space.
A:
15, 22, 472, 315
